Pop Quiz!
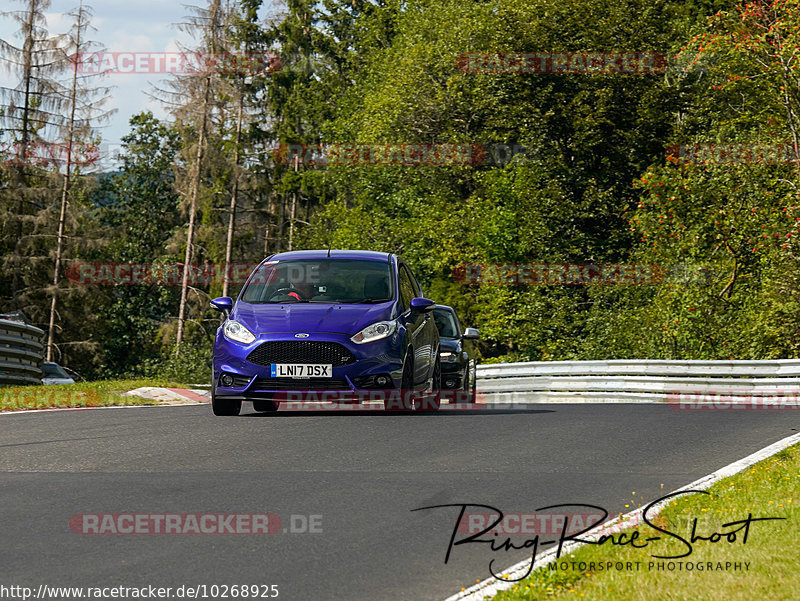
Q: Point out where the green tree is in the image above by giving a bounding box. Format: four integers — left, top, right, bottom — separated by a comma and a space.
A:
92, 112, 183, 376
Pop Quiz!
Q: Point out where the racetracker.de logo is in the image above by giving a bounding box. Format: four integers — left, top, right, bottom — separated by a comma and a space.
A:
271, 143, 486, 166
456, 52, 668, 75
268, 390, 485, 410
0, 389, 100, 410
667, 143, 798, 165
74, 51, 281, 75
452, 263, 662, 285
1, 140, 100, 167
458, 512, 607, 536
68, 513, 325, 535
667, 392, 800, 410
65, 262, 261, 286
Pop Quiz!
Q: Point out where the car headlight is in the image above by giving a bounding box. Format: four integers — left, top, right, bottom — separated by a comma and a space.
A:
223, 320, 256, 344
351, 321, 396, 344
439, 351, 458, 363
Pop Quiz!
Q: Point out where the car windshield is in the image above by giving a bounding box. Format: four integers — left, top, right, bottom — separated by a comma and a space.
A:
240, 258, 394, 304
43, 363, 69, 378
433, 308, 460, 339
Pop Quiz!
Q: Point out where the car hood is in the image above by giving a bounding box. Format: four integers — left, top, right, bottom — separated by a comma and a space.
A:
233, 301, 396, 335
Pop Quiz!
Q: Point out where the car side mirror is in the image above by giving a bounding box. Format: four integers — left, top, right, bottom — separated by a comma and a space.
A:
410, 297, 436, 313
211, 296, 233, 316
463, 327, 480, 340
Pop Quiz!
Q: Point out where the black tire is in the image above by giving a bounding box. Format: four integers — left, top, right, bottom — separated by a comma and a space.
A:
385, 354, 414, 411
415, 357, 441, 412
253, 398, 280, 412
471, 360, 477, 401
211, 389, 242, 416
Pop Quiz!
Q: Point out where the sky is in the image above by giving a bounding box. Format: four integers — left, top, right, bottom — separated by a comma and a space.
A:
0, 0, 279, 168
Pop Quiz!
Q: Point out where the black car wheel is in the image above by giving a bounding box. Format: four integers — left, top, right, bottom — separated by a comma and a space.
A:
471, 361, 477, 400
385, 354, 414, 411
415, 356, 441, 412
211, 384, 242, 416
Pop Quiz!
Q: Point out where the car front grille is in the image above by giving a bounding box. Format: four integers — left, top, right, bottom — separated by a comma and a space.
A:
251, 377, 350, 390
246, 341, 356, 367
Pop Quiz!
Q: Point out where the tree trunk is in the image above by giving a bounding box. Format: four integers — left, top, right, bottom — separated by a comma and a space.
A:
12, 1, 37, 299
264, 189, 275, 255
175, 76, 211, 350
288, 156, 298, 251
175, 0, 222, 350
277, 192, 285, 252
222, 90, 244, 298
46, 3, 83, 361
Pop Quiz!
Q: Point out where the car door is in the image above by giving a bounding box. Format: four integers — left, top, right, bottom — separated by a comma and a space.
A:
398, 263, 431, 386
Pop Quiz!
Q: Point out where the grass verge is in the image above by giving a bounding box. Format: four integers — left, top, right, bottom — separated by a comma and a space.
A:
0, 379, 192, 411
487, 443, 799, 601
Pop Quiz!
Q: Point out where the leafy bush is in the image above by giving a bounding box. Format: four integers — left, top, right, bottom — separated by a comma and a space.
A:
123, 343, 212, 384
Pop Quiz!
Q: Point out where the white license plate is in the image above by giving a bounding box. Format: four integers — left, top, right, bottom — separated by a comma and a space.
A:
269, 364, 332, 378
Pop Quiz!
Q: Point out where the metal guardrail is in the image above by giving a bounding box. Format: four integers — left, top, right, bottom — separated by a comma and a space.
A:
475, 360, 800, 403
0, 319, 45, 386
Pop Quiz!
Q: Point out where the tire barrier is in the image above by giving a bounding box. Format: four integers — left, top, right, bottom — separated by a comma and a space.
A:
0, 318, 45, 386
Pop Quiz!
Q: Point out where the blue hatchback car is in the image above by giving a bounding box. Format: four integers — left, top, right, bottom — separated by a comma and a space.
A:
210, 250, 441, 415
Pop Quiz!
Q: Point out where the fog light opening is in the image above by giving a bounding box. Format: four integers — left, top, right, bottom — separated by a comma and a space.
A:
445, 378, 458, 388
375, 375, 391, 387
220, 373, 234, 387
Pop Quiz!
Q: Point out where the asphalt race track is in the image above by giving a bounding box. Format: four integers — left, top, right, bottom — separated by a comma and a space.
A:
1, 404, 797, 600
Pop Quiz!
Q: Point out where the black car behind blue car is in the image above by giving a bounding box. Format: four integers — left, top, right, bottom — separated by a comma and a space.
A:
432, 305, 480, 395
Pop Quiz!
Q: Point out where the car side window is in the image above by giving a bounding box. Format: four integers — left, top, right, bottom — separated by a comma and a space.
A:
398, 265, 415, 311
451, 311, 462, 337
405, 265, 422, 297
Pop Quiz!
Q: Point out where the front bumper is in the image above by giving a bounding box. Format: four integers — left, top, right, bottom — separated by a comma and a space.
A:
440, 361, 466, 389
212, 330, 405, 402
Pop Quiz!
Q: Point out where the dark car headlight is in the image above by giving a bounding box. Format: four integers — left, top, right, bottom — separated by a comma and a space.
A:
439, 351, 459, 363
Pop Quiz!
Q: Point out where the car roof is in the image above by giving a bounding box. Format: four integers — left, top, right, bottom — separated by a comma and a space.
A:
267, 250, 393, 262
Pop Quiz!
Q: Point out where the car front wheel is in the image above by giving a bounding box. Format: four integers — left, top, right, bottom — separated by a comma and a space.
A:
212, 393, 242, 416
415, 357, 441, 412
385, 354, 415, 411
471, 361, 477, 400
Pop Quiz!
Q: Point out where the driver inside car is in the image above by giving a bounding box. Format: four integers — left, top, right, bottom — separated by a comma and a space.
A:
285, 271, 314, 301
